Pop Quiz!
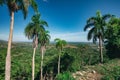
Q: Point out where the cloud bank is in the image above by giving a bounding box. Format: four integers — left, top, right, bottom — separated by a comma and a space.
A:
0, 31, 90, 42
50, 31, 89, 42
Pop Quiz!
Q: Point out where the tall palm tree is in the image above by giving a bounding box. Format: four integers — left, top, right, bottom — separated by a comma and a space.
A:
0, 0, 38, 80
38, 30, 50, 80
54, 38, 67, 75
84, 11, 113, 63
24, 14, 48, 80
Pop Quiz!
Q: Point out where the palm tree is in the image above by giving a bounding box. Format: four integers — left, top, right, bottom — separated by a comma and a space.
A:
54, 38, 67, 74
0, 0, 38, 80
24, 14, 48, 80
38, 30, 50, 80
84, 11, 113, 63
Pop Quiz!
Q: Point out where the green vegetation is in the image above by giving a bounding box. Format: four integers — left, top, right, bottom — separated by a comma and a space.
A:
24, 13, 49, 80
0, 1, 120, 79
0, 0, 38, 80
54, 38, 67, 75
105, 17, 120, 58
84, 11, 113, 63
95, 59, 120, 80
39, 30, 50, 80
55, 72, 75, 80
0, 42, 111, 80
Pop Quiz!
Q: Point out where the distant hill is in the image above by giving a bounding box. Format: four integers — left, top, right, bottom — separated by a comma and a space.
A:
0, 40, 97, 47
67, 42, 92, 44
0, 40, 7, 43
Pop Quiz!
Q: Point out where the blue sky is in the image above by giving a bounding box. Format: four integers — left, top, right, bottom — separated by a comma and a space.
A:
0, 0, 120, 42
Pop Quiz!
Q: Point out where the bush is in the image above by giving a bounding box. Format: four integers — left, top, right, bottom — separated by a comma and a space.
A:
55, 72, 75, 80
101, 66, 120, 80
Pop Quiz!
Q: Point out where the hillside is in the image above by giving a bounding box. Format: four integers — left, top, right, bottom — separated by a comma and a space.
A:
0, 42, 120, 80
72, 59, 120, 80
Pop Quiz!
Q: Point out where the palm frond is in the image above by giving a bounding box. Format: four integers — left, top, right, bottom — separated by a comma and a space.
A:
84, 23, 94, 31
54, 38, 60, 42
87, 27, 95, 40
32, 13, 40, 23
38, 30, 50, 46
96, 10, 101, 17
29, 0, 38, 12
40, 20, 48, 27
0, 0, 5, 5
19, 0, 38, 19
24, 22, 35, 39
61, 40, 67, 46
93, 35, 97, 44
87, 17, 96, 24
84, 11, 113, 45
20, 0, 29, 19
102, 14, 114, 20
54, 38, 67, 50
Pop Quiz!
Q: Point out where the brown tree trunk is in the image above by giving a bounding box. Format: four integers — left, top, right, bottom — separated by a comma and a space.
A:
99, 36, 103, 63
40, 46, 45, 80
58, 50, 61, 75
5, 11, 14, 80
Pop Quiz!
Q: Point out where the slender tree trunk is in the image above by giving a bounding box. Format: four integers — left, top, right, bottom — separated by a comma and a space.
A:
99, 36, 103, 63
5, 11, 14, 80
35, 36, 38, 48
58, 50, 61, 75
32, 36, 38, 80
40, 46, 44, 80
32, 48, 36, 80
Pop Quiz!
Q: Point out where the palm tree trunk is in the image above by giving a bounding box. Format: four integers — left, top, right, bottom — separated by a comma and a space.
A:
58, 50, 61, 75
32, 36, 38, 80
99, 36, 103, 63
40, 46, 44, 80
32, 47, 36, 80
5, 11, 14, 80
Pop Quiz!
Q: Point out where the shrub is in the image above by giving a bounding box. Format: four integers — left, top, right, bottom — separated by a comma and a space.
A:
55, 72, 75, 80
101, 66, 120, 80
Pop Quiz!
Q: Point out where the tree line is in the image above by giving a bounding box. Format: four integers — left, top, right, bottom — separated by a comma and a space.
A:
1, 0, 120, 80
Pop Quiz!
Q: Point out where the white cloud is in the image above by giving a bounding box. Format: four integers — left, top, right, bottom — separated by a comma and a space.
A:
0, 34, 8, 41
13, 33, 31, 42
0, 32, 91, 42
50, 31, 90, 42
0, 33, 31, 42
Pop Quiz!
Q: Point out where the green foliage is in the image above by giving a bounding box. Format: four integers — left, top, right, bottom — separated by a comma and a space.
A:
42, 51, 74, 76
38, 30, 50, 46
101, 66, 120, 80
84, 11, 113, 63
0, 0, 38, 19
54, 38, 67, 51
0, 42, 117, 79
55, 72, 75, 80
24, 13, 48, 40
0, 47, 6, 80
43, 44, 108, 76
94, 59, 120, 80
69, 44, 106, 65
105, 17, 120, 58
84, 10, 112, 43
